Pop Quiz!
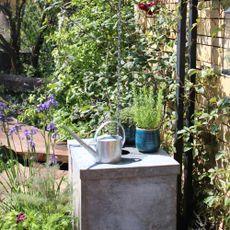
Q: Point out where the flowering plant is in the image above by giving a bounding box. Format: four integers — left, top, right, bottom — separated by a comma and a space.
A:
137, 1, 159, 15
0, 94, 59, 164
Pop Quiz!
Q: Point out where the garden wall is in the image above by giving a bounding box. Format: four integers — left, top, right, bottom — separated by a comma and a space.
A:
135, 0, 230, 96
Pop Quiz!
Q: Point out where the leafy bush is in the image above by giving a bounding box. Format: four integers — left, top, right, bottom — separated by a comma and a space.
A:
44, 0, 159, 138
0, 209, 72, 230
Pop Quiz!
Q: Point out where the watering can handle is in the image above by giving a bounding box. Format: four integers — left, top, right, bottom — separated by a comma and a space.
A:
94, 121, 126, 147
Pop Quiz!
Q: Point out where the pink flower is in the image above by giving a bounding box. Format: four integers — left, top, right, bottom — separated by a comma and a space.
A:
16, 212, 26, 224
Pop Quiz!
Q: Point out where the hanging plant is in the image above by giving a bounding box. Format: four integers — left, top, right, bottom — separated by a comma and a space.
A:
137, 1, 159, 16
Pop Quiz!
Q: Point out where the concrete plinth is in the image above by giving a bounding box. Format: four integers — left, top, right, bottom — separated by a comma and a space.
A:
68, 140, 179, 230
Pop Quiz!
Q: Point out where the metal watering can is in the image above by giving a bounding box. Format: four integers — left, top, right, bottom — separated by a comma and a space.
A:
63, 121, 125, 163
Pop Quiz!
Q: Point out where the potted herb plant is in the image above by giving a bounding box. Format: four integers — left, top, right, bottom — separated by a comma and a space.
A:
132, 86, 163, 153
120, 107, 135, 145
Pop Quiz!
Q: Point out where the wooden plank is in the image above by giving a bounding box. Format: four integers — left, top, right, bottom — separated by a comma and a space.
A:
0, 121, 68, 163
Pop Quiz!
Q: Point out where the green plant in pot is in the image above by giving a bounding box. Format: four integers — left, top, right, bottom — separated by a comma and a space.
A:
133, 86, 163, 153
120, 107, 135, 145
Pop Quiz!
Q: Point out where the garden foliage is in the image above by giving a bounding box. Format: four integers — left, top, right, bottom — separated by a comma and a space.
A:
0, 100, 73, 229
1, 0, 229, 229
45, 0, 165, 137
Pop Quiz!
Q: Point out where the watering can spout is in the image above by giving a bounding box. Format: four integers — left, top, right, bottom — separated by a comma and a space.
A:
62, 126, 98, 159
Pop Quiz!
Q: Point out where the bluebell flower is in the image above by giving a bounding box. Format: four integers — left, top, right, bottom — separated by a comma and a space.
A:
47, 121, 57, 132
0, 102, 7, 111
31, 127, 37, 135
8, 123, 22, 136
51, 131, 59, 140
14, 123, 22, 132
28, 139, 36, 151
0, 102, 7, 122
50, 153, 58, 165
22, 128, 36, 151
23, 129, 31, 139
37, 95, 58, 112
8, 126, 16, 136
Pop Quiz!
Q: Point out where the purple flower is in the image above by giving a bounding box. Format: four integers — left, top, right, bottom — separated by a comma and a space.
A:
47, 121, 57, 132
8, 124, 22, 136
31, 127, 37, 135
37, 95, 58, 112
14, 123, 22, 132
22, 129, 36, 151
23, 129, 31, 139
0, 102, 7, 122
51, 132, 59, 140
28, 139, 36, 151
50, 153, 58, 165
0, 102, 7, 111
37, 103, 47, 112
8, 127, 16, 136
16, 212, 26, 224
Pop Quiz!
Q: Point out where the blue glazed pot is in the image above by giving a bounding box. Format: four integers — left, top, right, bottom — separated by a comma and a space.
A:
135, 128, 160, 153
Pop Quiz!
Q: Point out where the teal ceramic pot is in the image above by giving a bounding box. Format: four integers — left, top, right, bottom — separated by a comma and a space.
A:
135, 128, 160, 153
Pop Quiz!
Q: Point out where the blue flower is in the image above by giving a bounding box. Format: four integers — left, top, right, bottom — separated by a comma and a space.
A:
23, 129, 31, 139
8, 127, 16, 136
47, 121, 57, 132
22, 128, 36, 151
28, 139, 36, 151
0, 102, 7, 111
31, 127, 37, 135
37, 95, 58, 112
51, 132, 59, 140
50, 153, 58, 165
0, 102, 7, 122
8, 124, 22, 136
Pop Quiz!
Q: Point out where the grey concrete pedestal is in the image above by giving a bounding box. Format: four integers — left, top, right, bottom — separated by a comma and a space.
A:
68, 140, 179, 230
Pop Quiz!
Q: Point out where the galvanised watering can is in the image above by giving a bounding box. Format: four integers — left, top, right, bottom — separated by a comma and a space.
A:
63, 121, 125, 163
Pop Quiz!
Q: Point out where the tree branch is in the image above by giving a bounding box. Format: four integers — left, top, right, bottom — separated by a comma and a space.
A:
0, 34, 12, 54
0, 3, 11, 18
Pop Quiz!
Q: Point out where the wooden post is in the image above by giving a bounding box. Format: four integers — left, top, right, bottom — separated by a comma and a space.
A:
175, 0, 187, 229
183, 0, 198, 229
